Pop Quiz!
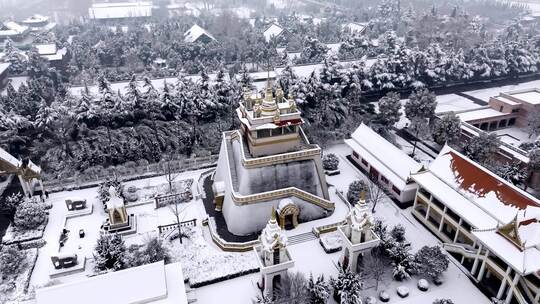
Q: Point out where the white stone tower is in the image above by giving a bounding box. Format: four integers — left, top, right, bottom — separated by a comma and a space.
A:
254, 207, 295, 296
338, 192, 380, 272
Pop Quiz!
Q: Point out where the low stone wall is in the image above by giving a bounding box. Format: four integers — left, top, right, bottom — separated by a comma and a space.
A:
207, 217, 259, 252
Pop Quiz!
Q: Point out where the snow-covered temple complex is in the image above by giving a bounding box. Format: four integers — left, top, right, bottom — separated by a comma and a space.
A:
213, 82, 334, 235
411, 145, 540, 304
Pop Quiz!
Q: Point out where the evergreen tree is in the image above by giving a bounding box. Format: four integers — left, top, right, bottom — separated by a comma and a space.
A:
94, 232, 127, 271
464, 133, 500, 164
432, 113, 461, 145
307, 274, 330, 304
377, 92, 402, 127
330, 266, 363, 304
415, 246, 450, 281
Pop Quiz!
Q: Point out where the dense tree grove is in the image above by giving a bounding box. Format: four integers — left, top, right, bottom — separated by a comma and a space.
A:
0, 0, 539, 180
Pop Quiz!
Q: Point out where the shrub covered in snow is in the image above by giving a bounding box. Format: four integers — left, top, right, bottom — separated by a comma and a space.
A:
417, 278, 429, 291
379, 290, 390, 302
433, 299, 454, 304
390, 224, 406, 243
93, 232, 127, 272
126, 237, 170, 267
346, 180, 367, 204
396, 286, 409, 298
0, 246, 24, 277
432, 113, 461, 145
415, 246, 449, 281
322, 153, 340, 171
330, 265, 363, 304
308, 273, 330, 304
14, 200, 47, 230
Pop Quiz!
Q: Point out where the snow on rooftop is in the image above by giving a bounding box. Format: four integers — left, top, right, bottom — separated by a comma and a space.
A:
22, 14, 49, 24
427, 145, 540, 225
435, 94, 484, 114
35, 44, 57, 55
36, 261, 187, 304
0, 146, 21, 169
343, 22, 367, 33
184, 24, 216, 43
508, 89, 540, 105
346, 123, 422, 189
0, 62, 10, 75
263, 23, 284, 42
0, 21, 28, 36
456, 108, 509, 122
41, 47, 67, 61
89, 2, 152, 20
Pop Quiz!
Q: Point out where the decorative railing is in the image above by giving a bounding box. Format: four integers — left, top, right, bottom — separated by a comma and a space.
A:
207, 217, 259, 252
312, 220, 347, 237
158, 219, 197, 235
228, 130, 321, 169
231, 186, 334, 210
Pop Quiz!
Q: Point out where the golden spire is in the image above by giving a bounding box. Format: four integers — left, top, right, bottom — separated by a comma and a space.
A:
360, 190, 366, 202
270, 206, 276, 221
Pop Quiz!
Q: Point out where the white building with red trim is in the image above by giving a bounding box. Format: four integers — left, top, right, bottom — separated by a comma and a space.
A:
411, 145, 540, 304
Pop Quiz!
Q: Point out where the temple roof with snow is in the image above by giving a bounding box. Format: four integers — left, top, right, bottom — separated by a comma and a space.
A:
345, 123, 422, 189
184, 24, 216, 43
412, 145, 540, 275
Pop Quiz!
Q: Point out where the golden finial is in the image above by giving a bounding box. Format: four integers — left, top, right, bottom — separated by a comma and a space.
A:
360, 190, 366, 202
271, 206, 276, 221
273, 110, 281, 124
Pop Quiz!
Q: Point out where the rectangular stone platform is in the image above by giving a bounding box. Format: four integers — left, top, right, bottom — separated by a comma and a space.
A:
49, 256, 86, 279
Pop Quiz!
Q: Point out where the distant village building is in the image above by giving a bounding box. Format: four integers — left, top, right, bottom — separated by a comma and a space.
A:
89, 2, 153, 21
0, 62, 10, 90
0, 21, 29, 42
342, 22, 368, 35
213, 81, 334, 235
22, 14, 54, 31
411, 145, 540, 304
457, 88, 540, 132
35, 44, 69, 69
184, 24, 216, 43
345, 123, 422, 205
263, 23, 286, 43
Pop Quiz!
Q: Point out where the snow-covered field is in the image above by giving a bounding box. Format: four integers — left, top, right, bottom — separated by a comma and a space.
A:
167, 226, 258, 287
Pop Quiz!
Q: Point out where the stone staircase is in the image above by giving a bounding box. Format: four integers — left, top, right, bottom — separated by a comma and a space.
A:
288, 232, 317, 245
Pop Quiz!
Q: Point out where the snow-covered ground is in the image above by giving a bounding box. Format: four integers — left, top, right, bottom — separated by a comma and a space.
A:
30, 169, 207, 289
463, 79, 540, 102
492, 126, 534, 146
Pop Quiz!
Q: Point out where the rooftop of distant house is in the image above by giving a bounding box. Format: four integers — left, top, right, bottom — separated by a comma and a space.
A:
184, 24, 216, 43
89, 1, 153, 20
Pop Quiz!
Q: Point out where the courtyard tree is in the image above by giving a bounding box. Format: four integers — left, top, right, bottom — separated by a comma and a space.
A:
432, 113, 461, 146
0, 192, 24, 214
346, 180, 367, 204
526, 111, 540, 139
330, 265, 363, 304
273, 272, 310, 303
162, 154, 181, 193
415, 245, 450, 281
491, 161, 526, 187
0, 245, 24, 278
359, 249, 386, 292
377, 92, 402, 127
307, 273, 330, 304
168, 199, 191, 245
322, 153, 340, 171
366, 179, 386, 213
525, 149, 540, 190
405, 89, 437, 155
390, 224, 407, 243
464, 133, 501, 164
126, 237, 170, 267
14, 200, 47, 230
93, 232, 127, 271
